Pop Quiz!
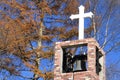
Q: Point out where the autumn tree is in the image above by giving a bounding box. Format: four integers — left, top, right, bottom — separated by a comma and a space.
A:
0, 0, 120, 80
0, 0, 54, 80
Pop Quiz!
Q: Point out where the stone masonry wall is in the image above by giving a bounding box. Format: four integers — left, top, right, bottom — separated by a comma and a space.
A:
54, 38, 105, 80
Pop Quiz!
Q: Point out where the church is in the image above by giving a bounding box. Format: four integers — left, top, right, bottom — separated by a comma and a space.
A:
54, 5, 105, 80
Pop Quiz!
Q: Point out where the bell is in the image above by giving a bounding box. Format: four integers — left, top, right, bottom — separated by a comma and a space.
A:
73, 60, 82, 71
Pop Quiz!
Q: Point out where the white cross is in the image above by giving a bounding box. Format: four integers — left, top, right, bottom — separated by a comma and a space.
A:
70, 5, 93, 40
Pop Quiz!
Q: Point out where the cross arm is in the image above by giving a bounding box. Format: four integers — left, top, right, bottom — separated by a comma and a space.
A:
70, 14, 79, 20
84, 12, 93, 18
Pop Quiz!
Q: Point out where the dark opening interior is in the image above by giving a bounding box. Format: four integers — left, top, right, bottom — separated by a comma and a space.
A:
62, 45, 88, 73
96, 48, 103, 75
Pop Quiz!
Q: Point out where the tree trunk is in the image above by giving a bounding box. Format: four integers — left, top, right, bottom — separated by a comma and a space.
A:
33, 20, 43, 80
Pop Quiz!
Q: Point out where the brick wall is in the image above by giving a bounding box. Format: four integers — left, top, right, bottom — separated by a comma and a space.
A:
54, 38, 106, 80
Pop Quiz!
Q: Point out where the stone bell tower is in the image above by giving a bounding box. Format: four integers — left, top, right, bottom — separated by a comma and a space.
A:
54, 38, 105, 80
54, 5, 105, 80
